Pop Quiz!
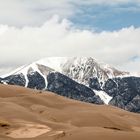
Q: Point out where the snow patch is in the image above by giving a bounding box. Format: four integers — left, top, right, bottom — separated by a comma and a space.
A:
93, 90, 112, 105
37, 57, 68, 73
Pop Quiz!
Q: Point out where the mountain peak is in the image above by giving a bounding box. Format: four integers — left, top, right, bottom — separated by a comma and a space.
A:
1, 57, 129, 86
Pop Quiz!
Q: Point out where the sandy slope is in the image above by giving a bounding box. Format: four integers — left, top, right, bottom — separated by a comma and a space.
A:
0, 84, 140, 140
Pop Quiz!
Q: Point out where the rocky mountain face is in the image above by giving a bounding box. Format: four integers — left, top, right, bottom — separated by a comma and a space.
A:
88, 76, 140, 112
27, 71, 46, 90
47, 72, 103, 104
0, 74, 26, 86
0, 57, 140, 113
103, 77, 140, 112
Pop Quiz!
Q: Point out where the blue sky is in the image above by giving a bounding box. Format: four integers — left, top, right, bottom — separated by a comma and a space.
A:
0, 0, 140, 74
70, 3, 140, 31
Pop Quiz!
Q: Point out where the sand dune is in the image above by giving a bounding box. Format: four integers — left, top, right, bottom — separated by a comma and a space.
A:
0, 84, 140, 140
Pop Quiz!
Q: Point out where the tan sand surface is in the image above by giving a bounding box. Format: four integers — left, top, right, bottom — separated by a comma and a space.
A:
0, 84, 140, 140
7, 121, 51, 138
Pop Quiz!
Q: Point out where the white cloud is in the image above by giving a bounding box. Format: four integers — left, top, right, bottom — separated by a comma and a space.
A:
0, 16, 140, 74
0, 0, 74, 26
0, 0, 140, 26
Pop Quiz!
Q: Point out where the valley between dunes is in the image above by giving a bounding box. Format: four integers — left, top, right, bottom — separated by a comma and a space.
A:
0, 84, 140, 140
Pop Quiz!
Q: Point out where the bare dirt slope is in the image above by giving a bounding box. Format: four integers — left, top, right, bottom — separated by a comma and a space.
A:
0, 84, 140, 140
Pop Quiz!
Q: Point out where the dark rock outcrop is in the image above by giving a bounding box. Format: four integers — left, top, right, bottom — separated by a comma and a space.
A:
0, 74, 26, 86
0, 72, 46, 90
89, 77, 101, 90
47, 72, 103, 104
27, 71, 46, 90
103, 77, 140, 112
125, 95, 140, 113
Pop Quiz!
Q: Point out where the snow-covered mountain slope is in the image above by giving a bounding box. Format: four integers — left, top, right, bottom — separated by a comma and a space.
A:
58, 57, 129, 85
1, 62, 54, 88
38, 57, 129, 85
1, 57, 129, 87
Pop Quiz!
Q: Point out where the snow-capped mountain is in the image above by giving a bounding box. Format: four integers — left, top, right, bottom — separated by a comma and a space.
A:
39, 57, 129, 84
0, 57, 140, 113
58, 57, 129, 85
0, 57, 129, 88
